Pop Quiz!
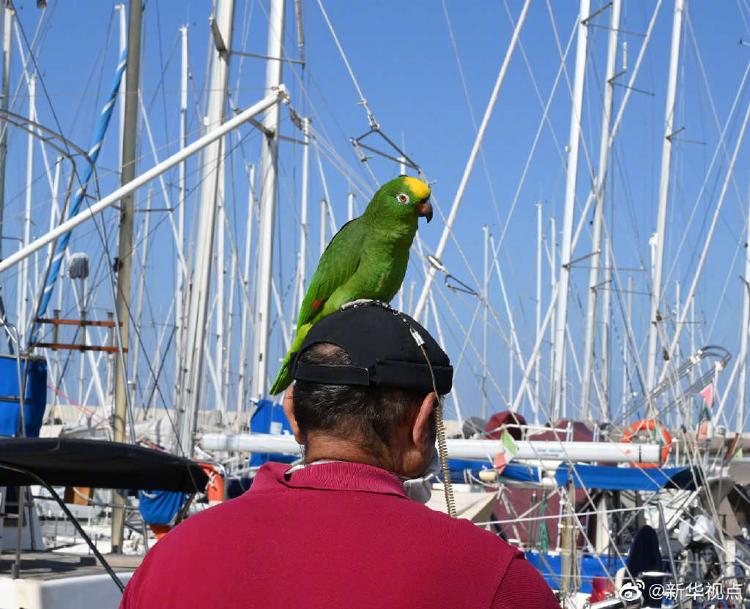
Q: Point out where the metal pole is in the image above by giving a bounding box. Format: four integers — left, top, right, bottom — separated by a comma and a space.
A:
600, 238, 611, 419
0, 4, 11, 261
551, 0, 590, 420
548, 216, 556, 412
178, 0, 235, 453
738, 185, 750, 433
19, 74, 34, 338
646, 0, 684, 393
297, 118, 310, 314
174, 24, 188, 407
580, 0, 620, 420
251, 0, 286, 401
413, 0, 531, 321
622, 274, 632, 409
237, 165, 256, 412
130, 187, 152, 410
482, 225, 489, 419
0, 90, 286, 270
117, 4, 126, 170
319, 198, 327, 258
111, 0, 142, 553
347, 191, 355, 222
223, 245, 237, 412
535, 202, 542, 424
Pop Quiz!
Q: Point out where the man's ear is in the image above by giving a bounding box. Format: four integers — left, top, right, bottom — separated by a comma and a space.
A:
282, 386, 304, 444
411, 392, 437, 449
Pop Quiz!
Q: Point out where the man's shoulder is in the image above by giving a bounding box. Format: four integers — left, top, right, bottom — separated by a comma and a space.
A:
396, 498, 520, 559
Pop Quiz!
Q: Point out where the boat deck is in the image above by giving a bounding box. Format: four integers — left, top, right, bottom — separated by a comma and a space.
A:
0, 551, 141, 580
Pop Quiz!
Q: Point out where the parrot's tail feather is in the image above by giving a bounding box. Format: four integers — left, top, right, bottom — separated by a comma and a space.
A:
269, 355, 292, 396
268, 323, 313, 396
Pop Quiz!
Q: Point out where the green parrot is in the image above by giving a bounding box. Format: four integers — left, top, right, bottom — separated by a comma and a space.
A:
269, 176, 433, 395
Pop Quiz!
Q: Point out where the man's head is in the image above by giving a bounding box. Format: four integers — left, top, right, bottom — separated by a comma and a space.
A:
281, 301, 453, 478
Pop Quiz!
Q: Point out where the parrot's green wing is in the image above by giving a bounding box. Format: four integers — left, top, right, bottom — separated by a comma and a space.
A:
295, 218, 364, 328
268, 219, 365, 395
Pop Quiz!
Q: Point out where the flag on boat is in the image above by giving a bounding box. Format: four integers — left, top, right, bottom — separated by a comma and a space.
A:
699, 382, 714, 408
493, 431, 519, 474
697, 382, 715, 441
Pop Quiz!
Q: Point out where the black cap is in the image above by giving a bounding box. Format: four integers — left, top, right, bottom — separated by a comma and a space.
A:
290, 300, 453, 395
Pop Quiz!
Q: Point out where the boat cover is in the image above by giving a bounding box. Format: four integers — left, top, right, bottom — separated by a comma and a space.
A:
0, 355, 47, 437
0, 437, 208, 492
249, 399, 296, 467
139, 489, 186, 524
450, 459, 699, 491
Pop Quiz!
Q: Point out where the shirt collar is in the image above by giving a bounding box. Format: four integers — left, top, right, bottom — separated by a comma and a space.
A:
251, 460, 407, 498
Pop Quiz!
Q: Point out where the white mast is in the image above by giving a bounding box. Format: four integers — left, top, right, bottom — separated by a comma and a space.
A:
178, 0, 235, 454
222, 243, 237, 412
251, 0, 286, 401
600, 238, 611, 418
482, 225, 489, 419
550, 0, 591, 420
130, 188, 152, 409
622, 274, 632, 407
738, 187, 750, 433
0, 4, 12, 263
296, 117, 310, 314
238, 164, 256, 411
534, 202, 542, 424
19, 74, 34, 337
347, 191, 355, 222
174, 24, 188, 405
117, 4, 126, 169
319, 198, 327, 257
646, 0, 685, 393
548, 216, 556, 409
580, 0, 620, 420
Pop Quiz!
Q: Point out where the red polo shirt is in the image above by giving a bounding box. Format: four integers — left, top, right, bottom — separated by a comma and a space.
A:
121, 461, 559, 609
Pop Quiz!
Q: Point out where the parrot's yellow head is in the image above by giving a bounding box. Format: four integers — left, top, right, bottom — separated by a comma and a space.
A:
365, 176, 433, 226
402, 176, 431, 201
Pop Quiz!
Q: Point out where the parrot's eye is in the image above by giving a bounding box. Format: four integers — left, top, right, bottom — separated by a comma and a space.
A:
396, 193, 410, 205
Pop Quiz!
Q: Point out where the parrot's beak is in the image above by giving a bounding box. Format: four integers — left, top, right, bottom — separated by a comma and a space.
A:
417, 200, 433, 223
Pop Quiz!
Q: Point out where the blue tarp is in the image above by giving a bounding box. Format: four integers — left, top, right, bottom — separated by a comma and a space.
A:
552, 464, 698, 491
526, 552, 625, 594
249, 400, 296, 467
0, 355, 47, 438
449, 459, 698, 492
139, 489, 186, 525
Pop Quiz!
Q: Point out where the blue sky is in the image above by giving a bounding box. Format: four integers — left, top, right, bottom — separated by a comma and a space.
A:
3, 1, 750, 431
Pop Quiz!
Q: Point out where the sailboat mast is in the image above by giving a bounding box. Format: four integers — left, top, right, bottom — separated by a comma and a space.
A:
111, 0, 143, 553
534, 202, 542, 423
0, 5, 11, 263
251, 0, 286, 401
178, 0, 235, 453
738, 186, 750, 433
296, 117, 310, 314
646, 0, 685, 394
174, 24, 188, 406
238, 165, 256, 411
580, 0, 620, 421
550, 0, 591, 420
19, 75, 35, 338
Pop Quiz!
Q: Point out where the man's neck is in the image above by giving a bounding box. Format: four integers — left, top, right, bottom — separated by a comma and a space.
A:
304, 434, 397, 472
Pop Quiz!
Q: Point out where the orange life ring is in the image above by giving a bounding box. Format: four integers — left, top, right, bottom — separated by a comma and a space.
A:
200, 463, 226, 504
621, 419, 672, 468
